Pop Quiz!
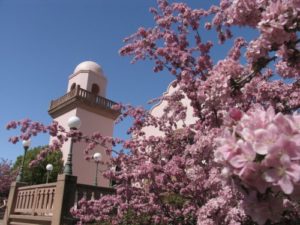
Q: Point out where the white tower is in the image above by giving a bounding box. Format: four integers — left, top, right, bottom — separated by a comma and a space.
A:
48, 61, 120, 186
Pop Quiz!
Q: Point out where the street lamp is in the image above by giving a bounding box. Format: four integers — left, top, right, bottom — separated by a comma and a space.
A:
63, 116, 81, 175
110, 166, 117, 187
93, 152, 102, 186
46, 164, 53, 183
16, 139, 31, 182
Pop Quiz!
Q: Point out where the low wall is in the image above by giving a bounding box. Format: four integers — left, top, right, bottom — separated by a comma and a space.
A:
3, 174, 114, 225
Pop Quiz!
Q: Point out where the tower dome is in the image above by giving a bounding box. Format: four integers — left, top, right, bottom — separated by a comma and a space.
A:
74, 61, 104, 76
69, 61, 107, 97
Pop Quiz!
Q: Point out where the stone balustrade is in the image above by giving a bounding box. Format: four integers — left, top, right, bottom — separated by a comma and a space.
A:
3, 174, 114, 225
49, 86, 118, 112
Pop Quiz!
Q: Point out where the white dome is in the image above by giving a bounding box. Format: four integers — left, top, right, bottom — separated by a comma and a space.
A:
74, 61, 104, 75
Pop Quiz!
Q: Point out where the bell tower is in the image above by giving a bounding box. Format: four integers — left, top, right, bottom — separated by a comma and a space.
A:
48, 61, 120, 186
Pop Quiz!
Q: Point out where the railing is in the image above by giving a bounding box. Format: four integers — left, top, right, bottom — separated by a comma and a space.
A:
49, 86, 118, 111
4, 175, 115, 225
49, 88, 77, 109
14, 183, 56, 216
74, 184, 115, 207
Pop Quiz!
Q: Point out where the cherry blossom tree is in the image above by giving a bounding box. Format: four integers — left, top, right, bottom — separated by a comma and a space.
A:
6, 0, 300, 224
0, 159, 16, 198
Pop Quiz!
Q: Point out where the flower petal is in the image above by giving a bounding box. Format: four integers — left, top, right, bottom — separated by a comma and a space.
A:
278, 175, 293, 194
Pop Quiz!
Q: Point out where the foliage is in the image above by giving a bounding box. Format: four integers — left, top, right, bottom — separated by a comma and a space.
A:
86, 210, 153, 225
6, 0, 300, 224
0, 159, 16, 197
13, 146, 63, 184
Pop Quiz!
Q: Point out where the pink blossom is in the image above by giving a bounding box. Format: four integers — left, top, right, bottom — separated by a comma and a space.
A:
7, 0, 300, 224
243, 191, 283, 225
0, 159, 16, 196
229, 108, 242, 121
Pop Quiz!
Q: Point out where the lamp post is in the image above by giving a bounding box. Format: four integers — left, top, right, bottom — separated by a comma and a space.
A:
93, 152, 102, 186
46, 164, 53, 183
63, 116, 81, 175
16, 139, 31, 182
110, 165, 116, 187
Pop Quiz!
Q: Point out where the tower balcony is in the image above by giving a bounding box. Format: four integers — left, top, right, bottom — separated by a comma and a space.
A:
48, 86, 120, 120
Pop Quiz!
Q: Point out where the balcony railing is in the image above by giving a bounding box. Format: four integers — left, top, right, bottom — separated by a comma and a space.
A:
14, 183, 56, 216
4, 174, 115, 225
49, 86, 118, 112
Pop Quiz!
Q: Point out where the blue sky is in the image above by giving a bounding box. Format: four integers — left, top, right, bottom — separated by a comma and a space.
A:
0, 0, 254, 161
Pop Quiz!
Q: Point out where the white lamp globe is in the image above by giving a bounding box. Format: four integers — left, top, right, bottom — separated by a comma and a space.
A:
22, 139, 31, 148
93, 152, 102, 161
68, 116, 81, 129
46, 164, 53, 171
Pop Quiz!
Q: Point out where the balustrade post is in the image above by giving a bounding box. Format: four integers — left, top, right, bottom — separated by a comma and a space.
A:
51, 174, 77, 225
75, 85, 80, 96
3, 182, 26, 225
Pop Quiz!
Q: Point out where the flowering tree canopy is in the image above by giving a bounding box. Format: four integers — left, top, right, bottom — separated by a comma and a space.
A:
6, 0, 300, 224
0, 159, 16, 198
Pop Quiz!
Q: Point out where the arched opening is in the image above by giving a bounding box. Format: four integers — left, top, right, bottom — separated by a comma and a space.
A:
70, 83, 76, 91
91, 83, 100, 95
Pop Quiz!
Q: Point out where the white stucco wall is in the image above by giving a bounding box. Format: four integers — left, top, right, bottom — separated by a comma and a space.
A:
68, 71, 107, 97
50, 108, 115, 186
67, 72, 89, 92
73, 108, 114, 186
143, 81, 197, 137
85, 72, 107, 97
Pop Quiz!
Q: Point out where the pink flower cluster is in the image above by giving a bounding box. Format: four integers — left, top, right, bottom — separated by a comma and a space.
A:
7, 0, 300, 224
215, 106, 300, 223
0, 159, 16, 197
